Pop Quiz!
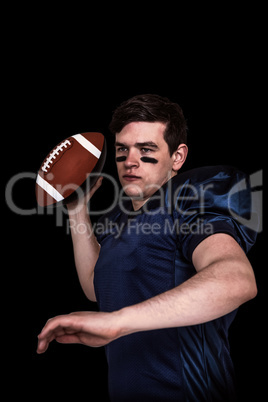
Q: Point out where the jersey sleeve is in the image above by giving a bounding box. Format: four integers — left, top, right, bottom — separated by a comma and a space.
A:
173, 166, 259, 262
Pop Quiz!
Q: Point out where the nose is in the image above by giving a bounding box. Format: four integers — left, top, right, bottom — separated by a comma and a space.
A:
124, 149, 140, 169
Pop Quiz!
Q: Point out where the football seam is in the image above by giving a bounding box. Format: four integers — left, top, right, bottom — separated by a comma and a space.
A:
41, 139, 74, 174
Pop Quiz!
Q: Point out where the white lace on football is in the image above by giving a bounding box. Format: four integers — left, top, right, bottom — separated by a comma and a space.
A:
42, 139, 72, 173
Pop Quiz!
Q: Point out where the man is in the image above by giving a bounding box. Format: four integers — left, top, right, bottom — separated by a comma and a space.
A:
37, 94, 258, 401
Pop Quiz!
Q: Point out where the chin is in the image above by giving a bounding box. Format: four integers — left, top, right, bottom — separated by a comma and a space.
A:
122, 184, 144, 199
124, 190, 144, 200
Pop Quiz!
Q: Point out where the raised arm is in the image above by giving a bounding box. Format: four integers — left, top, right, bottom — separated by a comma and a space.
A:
67, 176, 103, 302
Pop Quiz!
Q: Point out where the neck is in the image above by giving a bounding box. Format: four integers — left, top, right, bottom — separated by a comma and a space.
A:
131, 197, 150, 211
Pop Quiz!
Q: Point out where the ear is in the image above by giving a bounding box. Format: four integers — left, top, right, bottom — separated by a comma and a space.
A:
172, 144, 188, 172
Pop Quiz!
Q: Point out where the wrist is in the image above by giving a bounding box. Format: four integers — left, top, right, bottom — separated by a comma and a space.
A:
112, 304, 146, 339
67, 205, 95, 241
67, 202, 88, 219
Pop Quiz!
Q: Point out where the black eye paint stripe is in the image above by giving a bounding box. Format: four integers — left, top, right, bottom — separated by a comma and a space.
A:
140, 157, 158, 164
116, 156, 127, 162
116, 156, 159, 164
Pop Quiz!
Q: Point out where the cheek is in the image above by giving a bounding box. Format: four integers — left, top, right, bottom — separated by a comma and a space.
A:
143, 163, 167, 184
147, 160, 173, 183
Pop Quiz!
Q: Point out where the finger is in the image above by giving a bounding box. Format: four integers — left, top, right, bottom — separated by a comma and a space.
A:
37, 315, 76, 353
37, 316, 67, 339
37, 327, 62, 353
55, 334, 82, 344
37, 338, 49, 354
37, 332, 67, 354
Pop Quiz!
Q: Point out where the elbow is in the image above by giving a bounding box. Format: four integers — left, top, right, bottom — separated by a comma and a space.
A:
238, 269, 258, 304
247, 278, 258, 301
80, 273, 97, 302
83, 288, 97, 303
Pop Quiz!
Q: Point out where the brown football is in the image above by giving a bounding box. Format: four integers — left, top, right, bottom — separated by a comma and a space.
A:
36, 132, 106, 206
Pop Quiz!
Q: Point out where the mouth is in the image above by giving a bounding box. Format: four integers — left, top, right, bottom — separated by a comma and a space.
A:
122, 175, 142, 181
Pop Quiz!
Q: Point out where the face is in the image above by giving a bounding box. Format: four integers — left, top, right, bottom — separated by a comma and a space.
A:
115, 121, 179, 210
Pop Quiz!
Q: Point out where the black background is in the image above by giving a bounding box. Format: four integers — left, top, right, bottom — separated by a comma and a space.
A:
4, 9, 265, 401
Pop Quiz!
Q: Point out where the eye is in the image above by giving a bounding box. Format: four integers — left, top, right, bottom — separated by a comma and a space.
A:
141, 147, 153, 154
117, 147, 128, 153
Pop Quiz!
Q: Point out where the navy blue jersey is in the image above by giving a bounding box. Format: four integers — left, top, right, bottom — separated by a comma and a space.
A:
94, 166, 258, 401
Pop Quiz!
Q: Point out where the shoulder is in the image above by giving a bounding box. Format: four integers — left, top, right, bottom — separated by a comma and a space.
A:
171, 165, 258, 259
168, 165, 249, 210
165, 165, 248, 214
171, 165, 247, 189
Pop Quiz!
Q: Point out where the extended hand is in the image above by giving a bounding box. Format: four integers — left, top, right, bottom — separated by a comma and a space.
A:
37, 311, 121, 354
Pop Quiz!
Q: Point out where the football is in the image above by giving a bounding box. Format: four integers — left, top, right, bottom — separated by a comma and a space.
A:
36, 132, 106, 207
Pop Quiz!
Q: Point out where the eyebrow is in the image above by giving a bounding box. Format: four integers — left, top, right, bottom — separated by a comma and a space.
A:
115, 141, 159, 149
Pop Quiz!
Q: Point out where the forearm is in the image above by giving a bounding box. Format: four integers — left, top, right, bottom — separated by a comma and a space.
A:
68, 206, 100, 301
116, 258, 257, 338
37, 234, 257, 353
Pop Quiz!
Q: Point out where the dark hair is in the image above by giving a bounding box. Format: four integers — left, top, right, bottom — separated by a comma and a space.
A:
109, 94, 187, 156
